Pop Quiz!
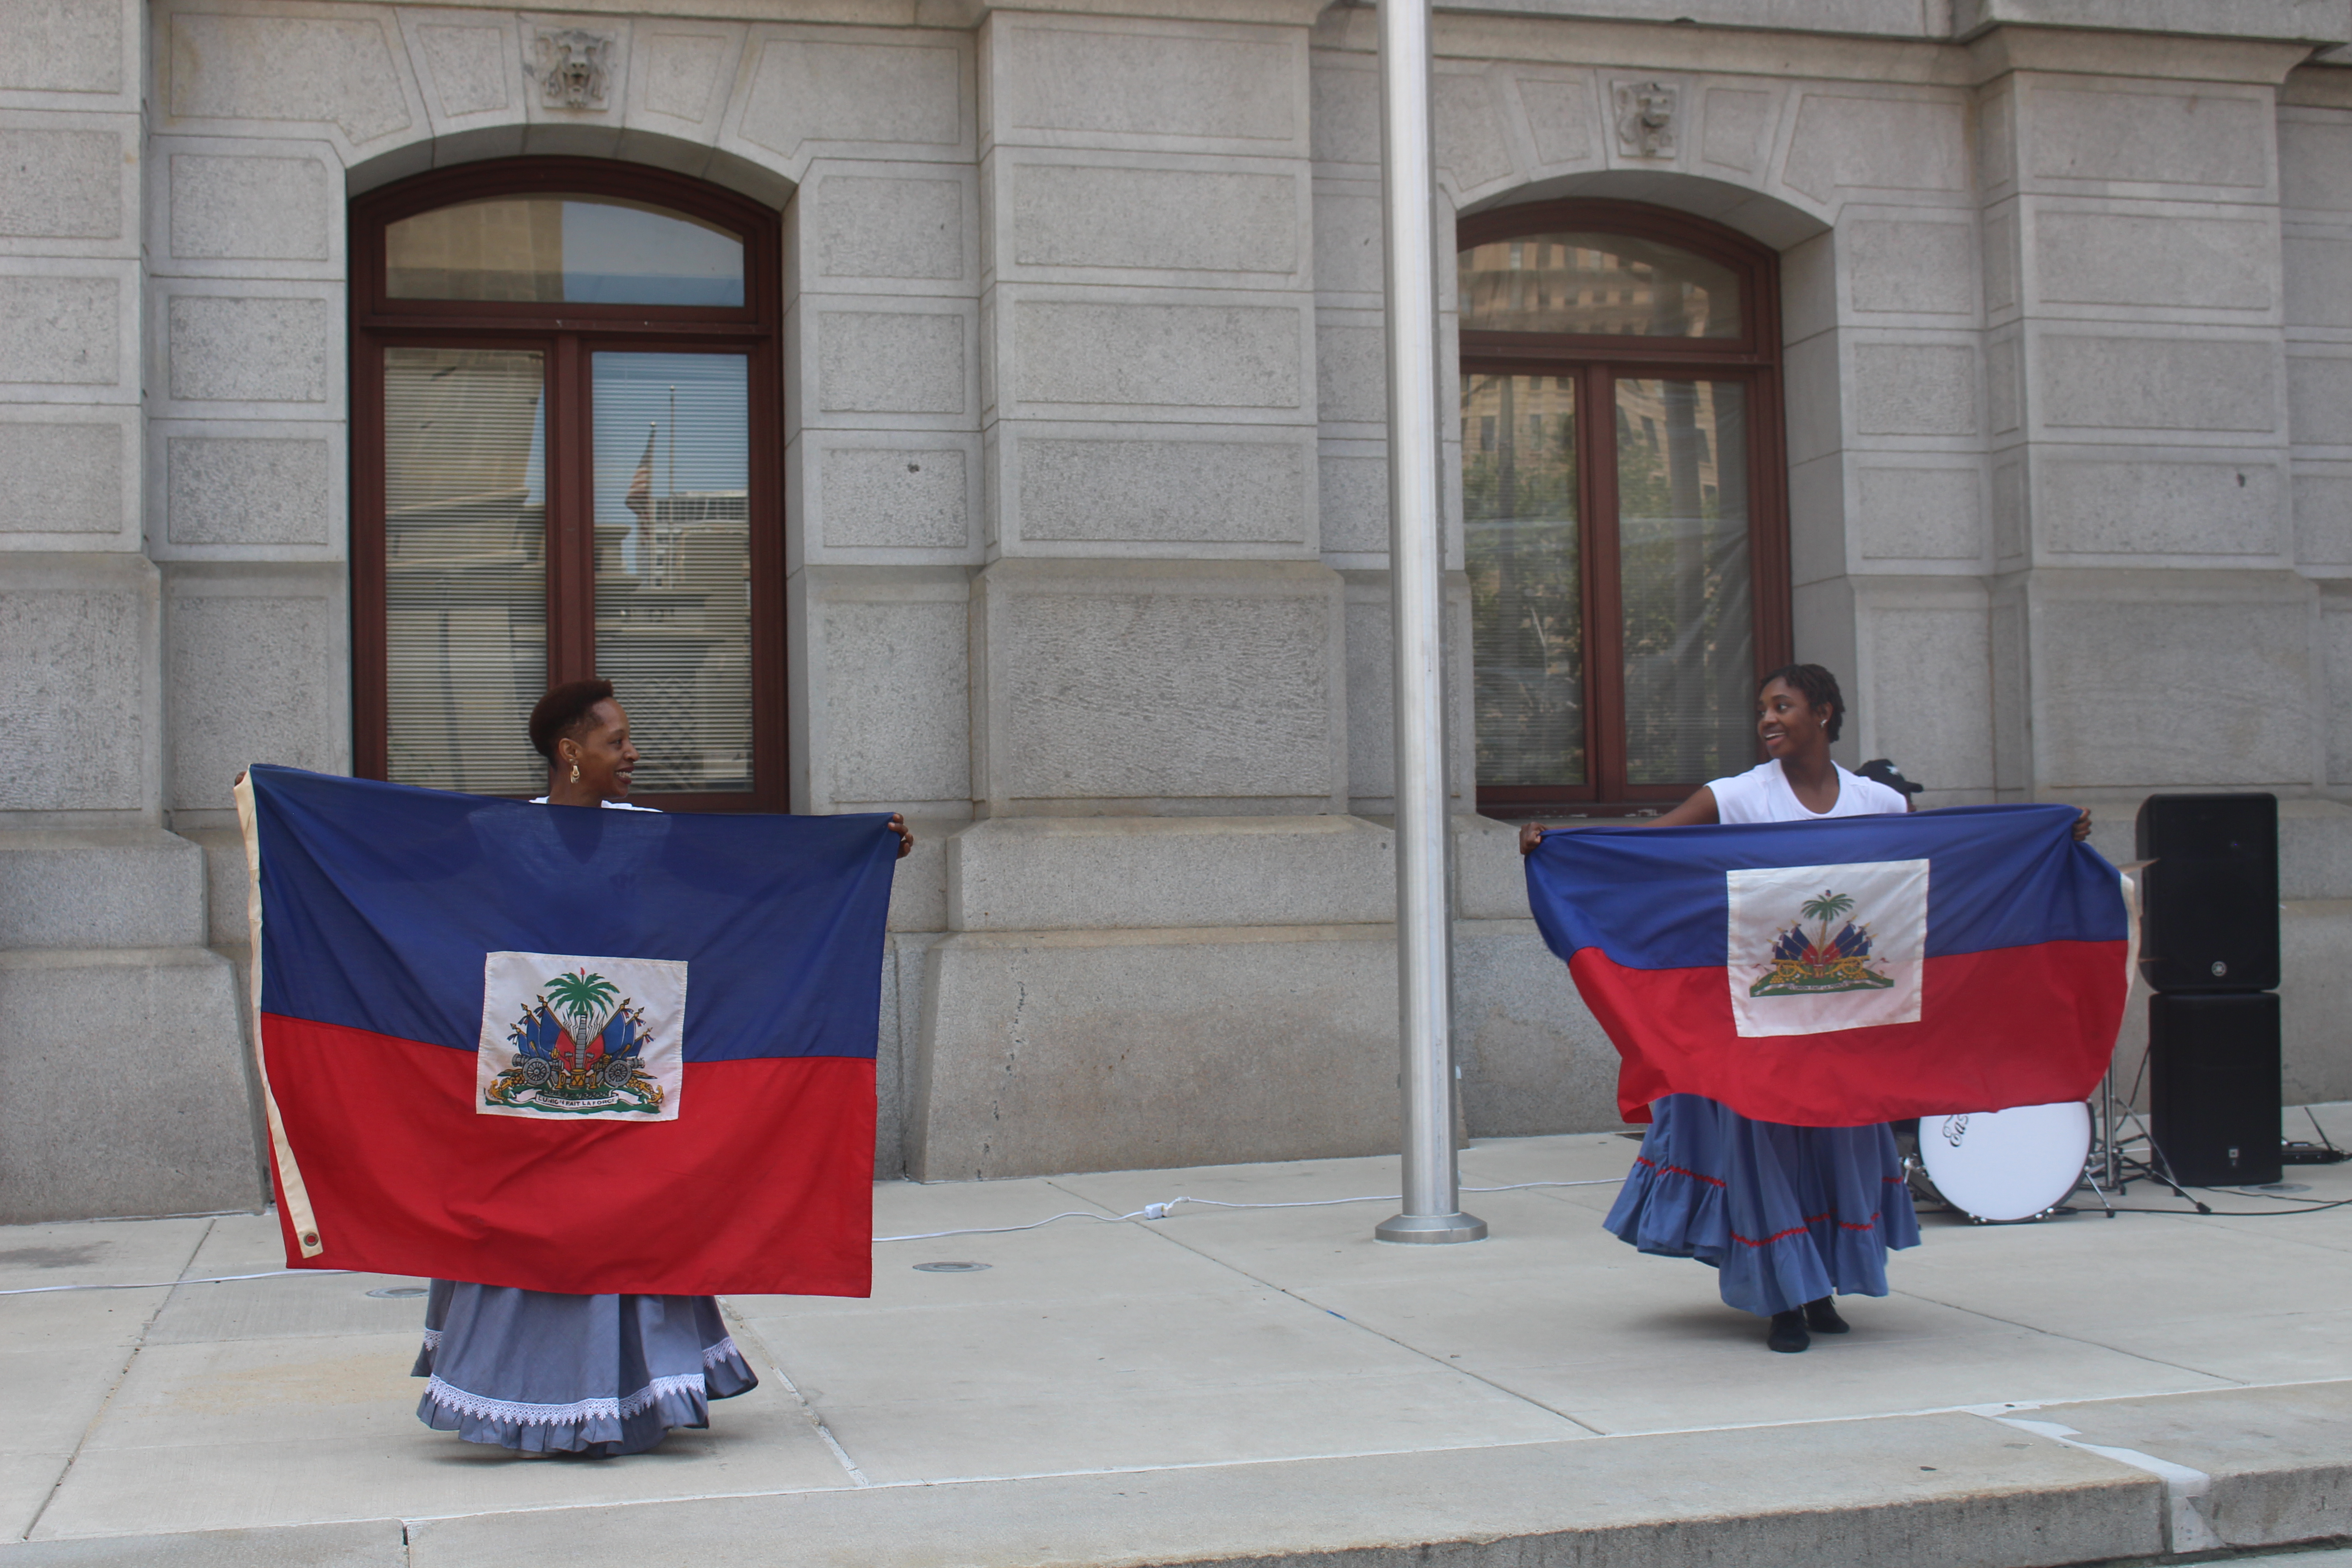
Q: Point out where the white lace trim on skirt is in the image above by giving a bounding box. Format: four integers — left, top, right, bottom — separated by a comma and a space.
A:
419, 1327, 442, 1350
701, 1335, 742, 1367
422, 1370, 708, 1427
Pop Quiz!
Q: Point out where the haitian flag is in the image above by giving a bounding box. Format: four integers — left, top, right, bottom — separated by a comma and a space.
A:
234, 765, 897, 1296
1525, 804, 2129, 1127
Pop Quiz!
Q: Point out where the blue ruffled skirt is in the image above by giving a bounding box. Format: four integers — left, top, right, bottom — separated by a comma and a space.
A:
412, 1281, 759, 1455
1603, 1093, 1920, 1317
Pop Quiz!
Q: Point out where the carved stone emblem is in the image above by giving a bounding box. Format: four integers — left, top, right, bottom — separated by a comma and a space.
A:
536, 28, 613, 111
1613, 80, 1679, 159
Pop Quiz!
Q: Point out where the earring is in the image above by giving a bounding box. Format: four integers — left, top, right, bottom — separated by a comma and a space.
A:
569, 762, 581, 783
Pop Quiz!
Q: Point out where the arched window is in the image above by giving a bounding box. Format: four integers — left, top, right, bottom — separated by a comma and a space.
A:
1457, 200, 1790, 814
351, 158, 784, 809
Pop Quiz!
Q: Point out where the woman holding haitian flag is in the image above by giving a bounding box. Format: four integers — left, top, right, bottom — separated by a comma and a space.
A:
1518, 664, 2095, 1355
406, 679, 916, 1455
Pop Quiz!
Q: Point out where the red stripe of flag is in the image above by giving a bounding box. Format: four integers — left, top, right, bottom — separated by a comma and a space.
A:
260, 1014, 874, 1296
1571, 941, 2127, 1127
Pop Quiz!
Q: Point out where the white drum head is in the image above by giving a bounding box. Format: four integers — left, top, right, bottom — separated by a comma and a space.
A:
1918, 1102, 2091, 1222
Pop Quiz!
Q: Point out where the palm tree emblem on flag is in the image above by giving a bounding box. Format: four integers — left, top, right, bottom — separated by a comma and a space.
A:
1750, 888, 1897, 997
546, 968, 621, 1056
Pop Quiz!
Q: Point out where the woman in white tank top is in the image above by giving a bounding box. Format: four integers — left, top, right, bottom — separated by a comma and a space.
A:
1516, 665, 2087, 1353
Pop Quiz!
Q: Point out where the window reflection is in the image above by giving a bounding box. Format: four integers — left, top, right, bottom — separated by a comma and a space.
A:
591, 353, 753, 793
387, 196, 746, 307
1616, 378, 1752, 784
382, 348, 548, 793
1464, 372, 1584, 786
1460, 232, 1740, 338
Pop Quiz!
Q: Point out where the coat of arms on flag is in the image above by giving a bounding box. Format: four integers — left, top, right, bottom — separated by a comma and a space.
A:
1753, 898, 1891, 994
477, 952, 687, 1122
1726, 858, 1926, 1037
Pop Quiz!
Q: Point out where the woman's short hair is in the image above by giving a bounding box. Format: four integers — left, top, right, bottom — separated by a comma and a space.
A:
1757, 663, 1845, 743
528, 678, 617, 762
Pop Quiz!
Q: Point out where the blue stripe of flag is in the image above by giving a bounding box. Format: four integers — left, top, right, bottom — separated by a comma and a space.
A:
250, 765, 898, 1062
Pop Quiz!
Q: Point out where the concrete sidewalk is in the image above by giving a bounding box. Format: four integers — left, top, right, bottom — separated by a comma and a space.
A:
8, 1111, 2352, 1566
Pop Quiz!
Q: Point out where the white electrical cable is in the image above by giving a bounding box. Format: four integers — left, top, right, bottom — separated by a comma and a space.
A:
872, 1211, 1127, 1244
0, 1268, 354, 1297
2, 1179, 1634, 1291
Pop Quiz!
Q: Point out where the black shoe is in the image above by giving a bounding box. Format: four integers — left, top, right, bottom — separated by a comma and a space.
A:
1803, 1296, 1850, 1334
1767, 1310, 1809, 1353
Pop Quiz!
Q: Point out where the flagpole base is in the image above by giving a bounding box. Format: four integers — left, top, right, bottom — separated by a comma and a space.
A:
1374, 1211, 1488, 1245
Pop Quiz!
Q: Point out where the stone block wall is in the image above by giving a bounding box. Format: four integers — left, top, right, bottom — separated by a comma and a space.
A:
1310, 39, 1474, 817
909, 814, 1411, 1179
2282, 72, 2352, 803
1983, 45, 2321, 804
144, 4, 372, 830
0, 186, 260, 1223
970, 14, 1347, 817
8, 0, 2352, 1212
968, 558, 1349, 816
0, 0, 152, 824
767, 26, 983, 825
1776, 87, 1993, 801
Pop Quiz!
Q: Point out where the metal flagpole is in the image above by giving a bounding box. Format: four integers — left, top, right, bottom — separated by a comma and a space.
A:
666, 383, 678, 582
1374, 0, 1484, 1245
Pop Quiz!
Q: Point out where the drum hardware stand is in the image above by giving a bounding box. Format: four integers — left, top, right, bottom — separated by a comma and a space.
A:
1896, 1149, 1949, 1215
2086, 861, 2201, 1212
1891, 1122, 1955, 1217
2086, 1054, 2203, 1214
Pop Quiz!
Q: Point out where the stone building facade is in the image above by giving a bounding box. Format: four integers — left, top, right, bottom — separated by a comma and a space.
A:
6, 0, 2352, 1221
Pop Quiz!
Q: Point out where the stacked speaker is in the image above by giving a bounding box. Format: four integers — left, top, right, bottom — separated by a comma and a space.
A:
2136, 794, 2282, 1187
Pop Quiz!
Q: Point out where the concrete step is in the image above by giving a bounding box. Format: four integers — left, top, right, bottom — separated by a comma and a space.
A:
10, 1385, 2352, 1567
405, 1406, 2169, 1566
2021, 1381, 2352, 1555
0, 946, 261, 1222
172, 824, 253, 949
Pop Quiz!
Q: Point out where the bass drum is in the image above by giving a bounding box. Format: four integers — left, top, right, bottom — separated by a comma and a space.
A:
1913, 1102, 2091, 1223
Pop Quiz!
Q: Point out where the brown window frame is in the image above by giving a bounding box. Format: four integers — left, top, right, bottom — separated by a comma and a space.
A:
1456, 198, 1792, 818
350, 156, 787, 812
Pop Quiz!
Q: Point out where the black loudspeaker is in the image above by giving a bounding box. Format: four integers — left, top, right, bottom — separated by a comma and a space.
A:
2135, 793, 2279, 993
2149, 992, 2283, 1186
